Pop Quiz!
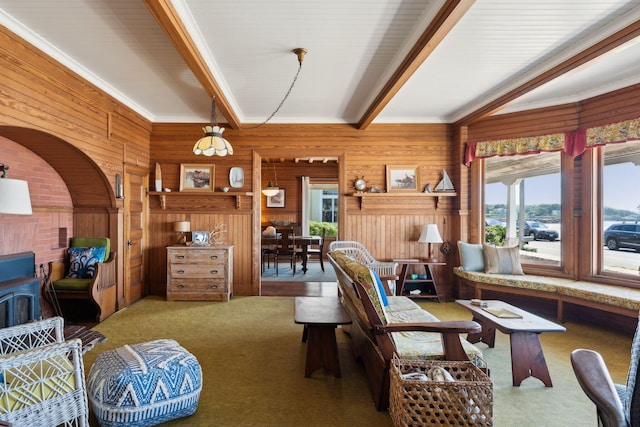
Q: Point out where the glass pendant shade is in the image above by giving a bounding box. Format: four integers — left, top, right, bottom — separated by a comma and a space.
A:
193, 125, 233, 156
262, 181, 280, 197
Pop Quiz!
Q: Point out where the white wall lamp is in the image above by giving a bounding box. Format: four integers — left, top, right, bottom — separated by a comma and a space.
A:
262, 162, 280, 197
418, 224, 443, 262
0, 163, 33, 215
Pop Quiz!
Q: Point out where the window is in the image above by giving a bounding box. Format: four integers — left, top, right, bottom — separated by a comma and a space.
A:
601, 141, 640, 275
321, 190, 338, 223
484, 151, 562, 266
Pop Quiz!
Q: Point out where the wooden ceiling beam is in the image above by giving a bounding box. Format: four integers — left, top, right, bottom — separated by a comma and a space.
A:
456, 19, 640, 126
356, 0, 476, 130
144, 0, 241, 129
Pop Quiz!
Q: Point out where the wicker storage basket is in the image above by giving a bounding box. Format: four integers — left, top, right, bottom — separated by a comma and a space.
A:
390, 357, 493, 426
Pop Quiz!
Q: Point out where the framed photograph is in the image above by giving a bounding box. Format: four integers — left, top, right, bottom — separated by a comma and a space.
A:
266, 189, 285, 208
191, 231, 210, 246
179, 163, 215, 192
386, 165, 419, 192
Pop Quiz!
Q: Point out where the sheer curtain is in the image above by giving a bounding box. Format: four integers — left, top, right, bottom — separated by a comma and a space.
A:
301, 176, 310, 236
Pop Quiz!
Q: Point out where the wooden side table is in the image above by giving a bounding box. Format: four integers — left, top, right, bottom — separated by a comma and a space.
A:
294, 297, 351, 378
393, 259, 446, 301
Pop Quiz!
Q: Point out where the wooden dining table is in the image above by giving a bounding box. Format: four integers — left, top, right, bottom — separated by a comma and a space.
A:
261, 234, 321, 273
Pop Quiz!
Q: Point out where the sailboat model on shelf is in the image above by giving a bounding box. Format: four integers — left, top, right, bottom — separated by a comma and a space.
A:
434, 170, 455, 192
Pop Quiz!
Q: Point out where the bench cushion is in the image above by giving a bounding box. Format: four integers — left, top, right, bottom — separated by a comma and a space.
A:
453, 267, 640, 313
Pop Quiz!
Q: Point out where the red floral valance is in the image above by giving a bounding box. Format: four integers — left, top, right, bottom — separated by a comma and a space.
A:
464, 117, 640, 166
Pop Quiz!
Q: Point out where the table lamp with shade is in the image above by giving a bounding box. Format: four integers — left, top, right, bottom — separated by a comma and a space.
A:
418, 224, 442, 262
174, 221, 191, 245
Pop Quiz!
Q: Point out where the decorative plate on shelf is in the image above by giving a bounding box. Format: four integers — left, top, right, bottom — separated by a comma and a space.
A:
229, 167, 244, 188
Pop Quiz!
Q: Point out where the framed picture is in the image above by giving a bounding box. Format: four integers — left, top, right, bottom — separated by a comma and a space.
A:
386, 165, 419, 192
266, 189, 285, 208
179, 164, 215, 192
191, 231, 210, 246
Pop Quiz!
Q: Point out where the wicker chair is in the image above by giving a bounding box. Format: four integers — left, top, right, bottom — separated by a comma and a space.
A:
329, 239, 397, 278
0, 317, 90, 427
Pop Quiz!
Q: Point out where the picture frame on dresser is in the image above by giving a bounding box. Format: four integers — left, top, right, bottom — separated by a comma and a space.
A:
386, 165, 419, 192
179, 163, 215, 192
190, 231, 210, 246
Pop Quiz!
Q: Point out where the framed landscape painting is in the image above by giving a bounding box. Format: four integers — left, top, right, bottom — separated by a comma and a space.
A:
179, 164, 215, 192
266, 189, 285, 207
386, 165, 419, 192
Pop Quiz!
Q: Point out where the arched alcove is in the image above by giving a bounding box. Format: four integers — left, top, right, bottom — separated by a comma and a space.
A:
0, 126, 114, 208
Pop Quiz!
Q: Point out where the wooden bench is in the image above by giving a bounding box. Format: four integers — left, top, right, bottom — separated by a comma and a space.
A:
454, 267, 640, 322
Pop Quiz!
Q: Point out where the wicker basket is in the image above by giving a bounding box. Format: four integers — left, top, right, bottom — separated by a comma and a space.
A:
390, 357, 493, 426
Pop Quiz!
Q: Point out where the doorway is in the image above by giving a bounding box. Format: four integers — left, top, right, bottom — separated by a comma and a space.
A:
259, 155, 341, 286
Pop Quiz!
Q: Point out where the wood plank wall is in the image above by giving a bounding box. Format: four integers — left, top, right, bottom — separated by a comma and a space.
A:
150, 123, 463, 298
0, 26, 151, 308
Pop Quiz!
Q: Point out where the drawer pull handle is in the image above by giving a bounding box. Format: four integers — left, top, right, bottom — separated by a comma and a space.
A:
210, 255, 218, 260
177, 284, 185, 288
210, 285, 218, 289
177, 255, 185, 259
177, 269, 185, 274
210, 270, 218, 274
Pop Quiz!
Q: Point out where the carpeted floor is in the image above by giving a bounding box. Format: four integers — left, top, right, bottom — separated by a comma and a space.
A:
82, 297, 632, 426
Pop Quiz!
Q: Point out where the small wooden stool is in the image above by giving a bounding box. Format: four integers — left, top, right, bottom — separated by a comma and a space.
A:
294, 296, 351, 377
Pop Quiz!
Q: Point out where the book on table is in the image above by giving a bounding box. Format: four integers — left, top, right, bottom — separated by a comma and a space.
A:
482, 307, 523, 319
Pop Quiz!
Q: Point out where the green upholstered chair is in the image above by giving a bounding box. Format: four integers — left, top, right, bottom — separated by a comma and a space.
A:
48, 237, 117, 322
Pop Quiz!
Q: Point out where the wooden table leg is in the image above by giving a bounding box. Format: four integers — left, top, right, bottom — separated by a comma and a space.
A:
466, 316, 496, 348
304, 324, 341, 377
510, 331, 553, 387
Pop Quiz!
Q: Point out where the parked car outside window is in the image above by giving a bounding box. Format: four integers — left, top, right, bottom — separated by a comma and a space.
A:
523, 221, 558, 241
603, 222, 640, 251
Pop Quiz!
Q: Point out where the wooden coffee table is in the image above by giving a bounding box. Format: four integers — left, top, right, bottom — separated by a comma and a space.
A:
294, 297, 351, 378
456, 299, 566, 387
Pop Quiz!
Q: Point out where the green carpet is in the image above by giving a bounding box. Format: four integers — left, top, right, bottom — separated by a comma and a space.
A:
82, 297, 632, 426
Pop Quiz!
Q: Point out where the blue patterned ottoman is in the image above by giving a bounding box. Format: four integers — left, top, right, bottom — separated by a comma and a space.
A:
87, 339, 202, 427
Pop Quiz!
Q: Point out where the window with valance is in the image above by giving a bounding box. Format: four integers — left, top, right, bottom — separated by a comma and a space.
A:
465, 117, 640, 166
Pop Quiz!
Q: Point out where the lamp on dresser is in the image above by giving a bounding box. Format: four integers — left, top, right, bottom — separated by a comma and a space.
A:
174, 221, 191, 245
418, 224, 442, 262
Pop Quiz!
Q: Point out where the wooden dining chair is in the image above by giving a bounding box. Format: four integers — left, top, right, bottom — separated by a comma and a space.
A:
302, 228, 326, 272
275, 228, 297, 276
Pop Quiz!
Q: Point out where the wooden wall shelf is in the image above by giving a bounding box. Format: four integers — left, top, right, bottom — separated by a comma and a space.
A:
349, 192, 456, 210
148, 191, 253, 209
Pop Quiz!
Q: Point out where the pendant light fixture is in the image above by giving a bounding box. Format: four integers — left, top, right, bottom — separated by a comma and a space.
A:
262, 162, 279, 197
194, 48, 308, 157
193, 97, 233, 156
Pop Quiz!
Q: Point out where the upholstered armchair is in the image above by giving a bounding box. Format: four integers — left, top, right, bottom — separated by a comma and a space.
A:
48, 237, 117, 323
0, 317, 90, 426
571, 320, 640, 427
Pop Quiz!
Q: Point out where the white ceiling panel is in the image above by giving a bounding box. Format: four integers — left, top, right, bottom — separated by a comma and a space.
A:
0, 0, 639, 125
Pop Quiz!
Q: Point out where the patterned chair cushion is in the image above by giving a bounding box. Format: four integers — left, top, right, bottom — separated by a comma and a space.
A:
88, 339, 202, 427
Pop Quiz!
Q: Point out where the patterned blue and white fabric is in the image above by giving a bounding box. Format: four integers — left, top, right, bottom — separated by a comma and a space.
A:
67, 246, 106, 278
88, 339, 202, 427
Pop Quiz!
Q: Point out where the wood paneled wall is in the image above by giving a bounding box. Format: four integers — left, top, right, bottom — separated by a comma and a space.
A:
150, 123, 461, 297
0, 26, 151, 309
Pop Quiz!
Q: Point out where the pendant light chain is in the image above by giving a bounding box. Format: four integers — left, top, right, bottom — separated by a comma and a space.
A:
242, 48, 306, 130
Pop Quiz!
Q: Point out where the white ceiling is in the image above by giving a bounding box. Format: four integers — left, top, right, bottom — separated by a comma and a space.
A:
1, 0, 639, 126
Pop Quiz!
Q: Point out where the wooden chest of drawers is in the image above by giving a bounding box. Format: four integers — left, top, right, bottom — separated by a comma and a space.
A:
166, 245, 233, 301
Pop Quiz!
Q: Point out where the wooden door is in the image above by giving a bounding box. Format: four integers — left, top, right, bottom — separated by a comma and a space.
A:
124, 164, 148, 306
